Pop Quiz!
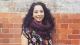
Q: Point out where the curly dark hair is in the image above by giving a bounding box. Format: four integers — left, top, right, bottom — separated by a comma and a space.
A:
22, 2, 55, 33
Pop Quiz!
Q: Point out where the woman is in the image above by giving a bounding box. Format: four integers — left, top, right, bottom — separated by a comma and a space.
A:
22, 2, 55, 45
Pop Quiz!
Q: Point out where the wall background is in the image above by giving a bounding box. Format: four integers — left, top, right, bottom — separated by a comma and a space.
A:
0, 0, 80, 45
0, 13, 80, 45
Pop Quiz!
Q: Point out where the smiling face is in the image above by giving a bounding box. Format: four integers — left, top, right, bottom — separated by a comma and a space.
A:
33, 5, 44, 22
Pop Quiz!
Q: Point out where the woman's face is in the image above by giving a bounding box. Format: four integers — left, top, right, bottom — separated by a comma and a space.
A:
33, 5, 44, 22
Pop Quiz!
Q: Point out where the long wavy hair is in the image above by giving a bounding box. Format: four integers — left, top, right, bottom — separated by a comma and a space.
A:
22, 2, 55, 33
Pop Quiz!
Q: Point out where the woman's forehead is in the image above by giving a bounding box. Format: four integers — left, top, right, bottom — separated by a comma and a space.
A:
34, 5, 43, 10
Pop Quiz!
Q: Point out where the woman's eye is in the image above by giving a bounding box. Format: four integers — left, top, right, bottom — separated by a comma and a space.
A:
34, 11, 38, 13
40, 10, 43, 13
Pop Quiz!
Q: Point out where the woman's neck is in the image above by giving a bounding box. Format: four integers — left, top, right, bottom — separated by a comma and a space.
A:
33, 19, 42, 24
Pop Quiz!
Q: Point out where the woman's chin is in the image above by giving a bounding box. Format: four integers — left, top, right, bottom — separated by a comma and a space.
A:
36, 19, 42, 22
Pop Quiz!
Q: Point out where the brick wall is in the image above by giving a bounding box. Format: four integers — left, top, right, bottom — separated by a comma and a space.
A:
53, 13, 80, 45
0, 13, 23, 45
0, 13, 80, 45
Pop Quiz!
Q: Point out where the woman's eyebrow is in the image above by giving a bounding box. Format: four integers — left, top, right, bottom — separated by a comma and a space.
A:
34, 10, 38, 12
34, 9, 38, 11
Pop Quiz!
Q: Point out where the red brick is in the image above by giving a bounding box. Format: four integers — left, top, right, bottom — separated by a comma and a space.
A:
68, 14, 80, 19
12, 34, 21, 38
56, 23, 61, 28
2, 18, 9, 24
0, 34, 13, 38
69, 19, 80, 23
0, 23, 3, 28
58, 16, 70, 23
0, 44, 21, 45
69, 23, 80, 29
61, 18, 79, 23
61, 23, 68, 29
61, 19, 69, 23
54, 14, 61, 23
72, 30, 80, 34
13, 24, 22, 28
0, 34, 21, 38
56, 40, 71, 44
68, 35, 80, 39
3, 24, 14, 28
0, 18, 3, 23
9, 18, 22, 24
2, 28, 9, 33
0, 38, 9, 43
61, 15, 68, 19
9, 28, 21, 34
71, 40, 79, 45
9, 38, 21, 43
56, 14, 80, 23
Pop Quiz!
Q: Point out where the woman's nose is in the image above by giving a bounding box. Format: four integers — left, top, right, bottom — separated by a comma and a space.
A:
37, 15, 41, 17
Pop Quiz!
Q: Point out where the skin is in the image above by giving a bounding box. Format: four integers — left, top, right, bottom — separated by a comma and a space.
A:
33, 5, 44, 22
